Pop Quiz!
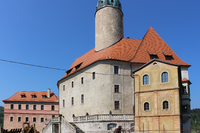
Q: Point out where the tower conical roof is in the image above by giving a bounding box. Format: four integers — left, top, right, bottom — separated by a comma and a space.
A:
96, 0, 122, 11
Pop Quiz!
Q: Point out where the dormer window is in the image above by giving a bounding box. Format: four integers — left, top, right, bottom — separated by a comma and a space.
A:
148, 51, 158, 59
32, 94, 36, 98
21, 93, 26, 98
66, 68, 72, 75
163, 52, 173, 60
42, 95, 46, 99
75, 63, 82, 71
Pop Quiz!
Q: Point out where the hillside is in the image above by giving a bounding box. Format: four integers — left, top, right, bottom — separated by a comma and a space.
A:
191, 108, 200, 131
0, 106, 3, 127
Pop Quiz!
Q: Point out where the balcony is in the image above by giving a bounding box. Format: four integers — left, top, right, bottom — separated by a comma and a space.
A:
73, 114, 134, 122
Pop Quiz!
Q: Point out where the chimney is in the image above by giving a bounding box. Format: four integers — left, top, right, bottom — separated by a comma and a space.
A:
47, 88, 51, 98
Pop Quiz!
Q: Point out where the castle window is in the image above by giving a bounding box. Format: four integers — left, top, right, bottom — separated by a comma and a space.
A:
41, 117, 44, 123
114, 101, 120, 109
92, 72, 95, 80
81, 77, 84, 84
18, 117, 21, 122
33, 117, 36, 122
10, 116, 14, 122
114, 66, 119, 74
71, 97, 74, 106
41, 105, 44, 110
144, 102, 149, 111
108, 123, 117, 130
72, 81, 74, 88
63, 99, 65, 108
10, 104, 14, 109
51, 105, 55, 110
81, 94, 84, 104
63, 85, 65, 91
114, 85, 119, 93
18, 104, 21, 110
143, 75, 149, 85
163, 101, 169, 110
26, 104, 29, 110
25, 117, 29, 122
162, 72, 168, 82
33, 105, 37, 110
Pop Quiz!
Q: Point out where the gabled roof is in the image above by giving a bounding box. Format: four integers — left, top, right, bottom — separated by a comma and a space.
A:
132, 59, 180, 73
58, 27, 190, 83
3, 91, 59, 103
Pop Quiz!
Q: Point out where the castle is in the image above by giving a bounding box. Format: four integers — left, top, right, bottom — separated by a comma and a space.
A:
43, 0, 191, 132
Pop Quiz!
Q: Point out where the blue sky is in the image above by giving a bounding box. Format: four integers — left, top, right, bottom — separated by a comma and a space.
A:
0, 0, 199, 109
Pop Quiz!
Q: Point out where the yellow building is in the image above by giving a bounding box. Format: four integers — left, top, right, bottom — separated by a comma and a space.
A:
134, 59, 191, 133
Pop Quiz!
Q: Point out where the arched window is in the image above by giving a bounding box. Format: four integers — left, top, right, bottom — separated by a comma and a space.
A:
144, 102, 149, 111
143, 75, 149, 85
162, 72, 168, 82
163, 101, 169, 109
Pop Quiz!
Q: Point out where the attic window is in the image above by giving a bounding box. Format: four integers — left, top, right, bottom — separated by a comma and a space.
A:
42, 95, 46, 99
66, 68, 73, 75
148, 51, 158, 59
163, 52, 173, 60
165, 55, 173, 60
32, 94, 36, 98
21, 93, 26, 98
75, 63, 83, 71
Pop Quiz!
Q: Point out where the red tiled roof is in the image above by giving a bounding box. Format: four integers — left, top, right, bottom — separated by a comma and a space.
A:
3, 91, 59, 103
58, 27, 190, 83
182, 78, 190, 82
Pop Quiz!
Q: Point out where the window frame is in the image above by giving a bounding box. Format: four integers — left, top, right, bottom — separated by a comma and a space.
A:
81, 77, 84, 84
81, 94, 84, 104
18, 104, 21, 110
51, 105, 55, 111
10, 103, 14, 109
114, 84, 120, 93
72, 81, 74, 88
162, 72, 168, 83
25, 117, 29, 122
92, 72, 95, 80
144, 102, 149, 111
114, 101, 120, 110
163, 101, 169, 110
33, 117, 37, 123
63, 99, 65, 108
33, 105, 37, 110
143, 74, 149, 85
40, 117, 44, 123
10, 116, 14, 122
18, 117, 22, 122
71, 97, 74, 106
114, 65, 120, 75
63, 85, 65, 91
41, 105, 44, 110
26, 104, 29, 110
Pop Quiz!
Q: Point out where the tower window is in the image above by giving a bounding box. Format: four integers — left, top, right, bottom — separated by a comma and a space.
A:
162, 72, 168, 82
63, 85, 65, 91
143, 75, 149, 85
163, 101, 169, 110
183, 86, 187, 94
144, 102, 149, 111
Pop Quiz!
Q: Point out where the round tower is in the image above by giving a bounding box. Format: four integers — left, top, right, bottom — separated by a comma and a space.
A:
95, 0, 124, 52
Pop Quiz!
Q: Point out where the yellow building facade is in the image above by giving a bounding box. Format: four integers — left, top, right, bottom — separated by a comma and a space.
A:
134, 59, 183, 133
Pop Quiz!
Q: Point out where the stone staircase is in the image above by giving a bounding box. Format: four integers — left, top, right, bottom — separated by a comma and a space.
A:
70, 123, 85, 133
